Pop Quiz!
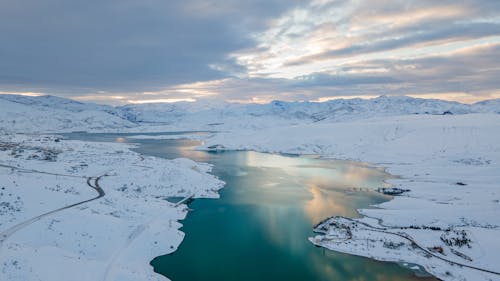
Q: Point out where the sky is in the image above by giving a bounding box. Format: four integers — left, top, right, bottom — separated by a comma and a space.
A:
0, 0, 500, 104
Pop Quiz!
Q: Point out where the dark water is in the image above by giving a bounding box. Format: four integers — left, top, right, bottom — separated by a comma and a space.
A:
64, 132, 436, 281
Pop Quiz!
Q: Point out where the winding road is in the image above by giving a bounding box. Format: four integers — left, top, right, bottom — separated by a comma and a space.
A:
0, 164, 107, 247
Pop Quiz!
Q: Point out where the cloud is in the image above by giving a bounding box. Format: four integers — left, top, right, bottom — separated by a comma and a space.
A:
284, 22, 500, 67
108, 42, 500, 104
291, 73, 400, 87
231, 0, 500, 77
0, 0, 499, 103
0, 0, 300, 94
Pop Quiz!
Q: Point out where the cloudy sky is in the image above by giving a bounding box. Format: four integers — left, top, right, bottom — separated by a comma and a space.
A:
1, 0, 499, 104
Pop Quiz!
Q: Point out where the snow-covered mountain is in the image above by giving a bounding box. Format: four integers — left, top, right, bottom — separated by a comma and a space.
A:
0, 94, 499, 133
0, 94, 135, 133
115, 95, 499, 124
0, 94, 113, 113
472, 99, 500, 114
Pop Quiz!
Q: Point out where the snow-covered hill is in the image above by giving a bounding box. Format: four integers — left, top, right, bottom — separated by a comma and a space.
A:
0, 94, 112, 113
1, 94, 499, 133
111, 96, 500, 134
115, 97, 463, 123
472, 99, 500, 114
114, 96, 499, 129
0, 95, 136, 133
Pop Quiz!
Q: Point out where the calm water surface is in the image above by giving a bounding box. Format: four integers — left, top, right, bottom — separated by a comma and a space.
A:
65, 132, 436, 281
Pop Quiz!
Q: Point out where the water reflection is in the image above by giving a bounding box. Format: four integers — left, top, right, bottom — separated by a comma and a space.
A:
149, 147, 431, 281
244, 152, 391, 191
305, 184, 355, 220
63, 132, 435, 281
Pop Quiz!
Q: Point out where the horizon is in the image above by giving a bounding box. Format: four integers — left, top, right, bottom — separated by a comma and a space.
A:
0, 92, 498, 106
1, 1, 499, 104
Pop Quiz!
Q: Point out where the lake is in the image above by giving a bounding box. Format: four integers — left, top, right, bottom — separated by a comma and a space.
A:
65, 132, 436, 281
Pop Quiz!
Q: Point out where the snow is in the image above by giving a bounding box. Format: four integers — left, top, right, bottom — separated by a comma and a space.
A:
2, 93, 500, 134
0, 95, 135, 133
0, 134, 224, 281
1, 93, 500, 281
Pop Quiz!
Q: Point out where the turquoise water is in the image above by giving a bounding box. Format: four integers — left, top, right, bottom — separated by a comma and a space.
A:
65, 132, 435, 281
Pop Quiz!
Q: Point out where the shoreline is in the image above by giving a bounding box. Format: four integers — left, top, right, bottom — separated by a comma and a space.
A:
194, 113, 500, 281
0, 134, 224, 281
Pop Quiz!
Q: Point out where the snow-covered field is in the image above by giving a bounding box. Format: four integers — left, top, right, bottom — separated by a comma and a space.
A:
1, 93, 499, 281
0, 134, 224, 281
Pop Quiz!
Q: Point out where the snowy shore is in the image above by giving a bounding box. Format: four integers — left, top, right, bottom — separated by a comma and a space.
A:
0, 134, 224, 281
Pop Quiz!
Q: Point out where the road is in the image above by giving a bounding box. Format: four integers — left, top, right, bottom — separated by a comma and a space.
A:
0, 164, 107, 247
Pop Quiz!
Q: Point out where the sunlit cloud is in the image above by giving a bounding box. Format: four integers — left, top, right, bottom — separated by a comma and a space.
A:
232, 11, 500, 79
347, 4, 467, 34
313, 95, 380, 102
408, 92, 500, 104
126, 98, 197, 104
72, 95, 127, 102
0, 91, 44, 97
